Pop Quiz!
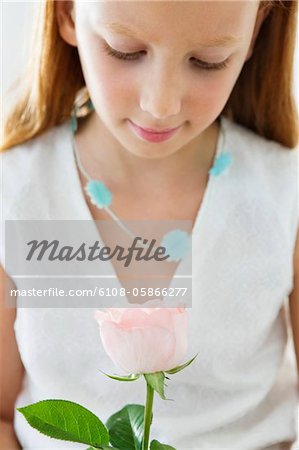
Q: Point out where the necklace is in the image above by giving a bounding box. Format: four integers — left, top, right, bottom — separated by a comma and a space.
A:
70, 102, 233, 261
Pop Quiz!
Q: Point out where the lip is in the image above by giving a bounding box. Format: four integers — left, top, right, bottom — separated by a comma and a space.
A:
128, 120, 182, 143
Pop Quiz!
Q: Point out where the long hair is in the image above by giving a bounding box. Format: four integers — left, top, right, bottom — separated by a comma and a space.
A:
1, 0, 298, 151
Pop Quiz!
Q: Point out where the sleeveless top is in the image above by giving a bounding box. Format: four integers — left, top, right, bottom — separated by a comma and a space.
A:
1, 115, 298, 449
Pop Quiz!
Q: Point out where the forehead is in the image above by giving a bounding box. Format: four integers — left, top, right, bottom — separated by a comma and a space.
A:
78, 1, 259, 46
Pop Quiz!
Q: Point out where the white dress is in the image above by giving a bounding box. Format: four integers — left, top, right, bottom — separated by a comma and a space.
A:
1, 115, 298, 449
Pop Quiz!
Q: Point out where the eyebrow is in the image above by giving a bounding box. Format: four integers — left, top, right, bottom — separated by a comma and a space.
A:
103, 22, 243, 48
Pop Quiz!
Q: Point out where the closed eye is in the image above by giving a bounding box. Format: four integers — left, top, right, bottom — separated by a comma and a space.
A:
103, 43, 230, 71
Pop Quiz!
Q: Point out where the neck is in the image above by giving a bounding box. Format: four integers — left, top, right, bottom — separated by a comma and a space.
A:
74, 112, 220, 193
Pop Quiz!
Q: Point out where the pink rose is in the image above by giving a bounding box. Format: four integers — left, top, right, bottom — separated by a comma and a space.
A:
95, 307, 188, 374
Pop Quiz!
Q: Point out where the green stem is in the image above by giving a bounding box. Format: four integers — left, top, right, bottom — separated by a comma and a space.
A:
142, 378, 154, 450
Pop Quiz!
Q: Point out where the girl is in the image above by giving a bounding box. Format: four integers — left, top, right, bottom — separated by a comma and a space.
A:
1, 1, 298, 449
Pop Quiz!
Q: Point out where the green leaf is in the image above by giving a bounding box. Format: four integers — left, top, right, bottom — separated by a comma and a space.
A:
150, 440, 177, 450
106, 404, 144, 450
17, 399, 110, 447
144, 372, 167, 400
165, 353, 198, 375
101, 371, 141, 382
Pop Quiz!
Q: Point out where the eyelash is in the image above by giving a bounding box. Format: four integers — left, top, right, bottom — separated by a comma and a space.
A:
103, 43, 229, 71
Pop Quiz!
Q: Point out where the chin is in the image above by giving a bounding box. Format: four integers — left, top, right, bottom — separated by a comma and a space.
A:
127, 146, 179, 160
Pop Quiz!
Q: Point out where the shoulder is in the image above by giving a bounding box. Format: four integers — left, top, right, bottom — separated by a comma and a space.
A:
222, 115, 298, 247
221, 115, 298, 193
1, 120, 71, 175
221, 115, 298, 171
1, 121, 72, 219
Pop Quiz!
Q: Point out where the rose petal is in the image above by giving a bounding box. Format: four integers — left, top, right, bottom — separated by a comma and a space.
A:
164, 309, 188, 370
119, 308, 174, 332
100, 321, 175, 373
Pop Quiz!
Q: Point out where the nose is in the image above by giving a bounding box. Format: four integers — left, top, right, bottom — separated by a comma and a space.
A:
139, 63, 182, 120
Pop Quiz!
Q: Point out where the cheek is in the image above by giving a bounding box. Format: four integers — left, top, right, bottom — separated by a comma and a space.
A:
99, 70, 135, 108
188, 49, 247, 114
87, 63, 136, 113
188, 72, 235, 121
77, 34, 135, 110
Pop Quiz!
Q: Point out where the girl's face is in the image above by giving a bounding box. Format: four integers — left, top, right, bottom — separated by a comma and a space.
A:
59, 1, 265, 159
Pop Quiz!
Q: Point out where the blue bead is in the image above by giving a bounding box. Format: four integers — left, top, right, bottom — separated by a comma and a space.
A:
70, 113, 78, 133
209, 152, 233, 176
85, 180, 112, 208
86, 99, 95, 111
161, 229, 191, 262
